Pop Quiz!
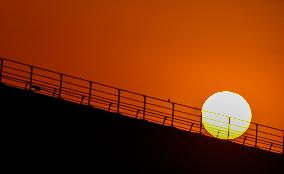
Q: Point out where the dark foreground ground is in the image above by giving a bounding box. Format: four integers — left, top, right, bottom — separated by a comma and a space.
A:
1, 83, 283, 173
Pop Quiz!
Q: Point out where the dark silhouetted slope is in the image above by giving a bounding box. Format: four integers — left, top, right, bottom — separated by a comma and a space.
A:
1, 83, 283, 173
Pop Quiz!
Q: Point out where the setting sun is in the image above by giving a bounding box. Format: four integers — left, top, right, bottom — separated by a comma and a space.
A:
202, 91, 252, 139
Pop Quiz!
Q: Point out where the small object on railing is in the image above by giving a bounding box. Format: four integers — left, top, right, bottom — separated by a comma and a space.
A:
163, 116, 167, 126
108, 103, 113, 112
269, 143, 273, 152
136, 109, 140, 119
216, 130, 220, 138
189, 123, 194, 133
31, 85, 42, 91
81, 96, 85, 104
243, 136, 247, 145
53, 88, 57, 97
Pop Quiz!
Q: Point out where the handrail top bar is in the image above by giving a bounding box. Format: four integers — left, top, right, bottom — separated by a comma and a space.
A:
256, 123, 284, 132
0, 57, 64, 75
1, 57, 283, 132
1, 57, 201, 108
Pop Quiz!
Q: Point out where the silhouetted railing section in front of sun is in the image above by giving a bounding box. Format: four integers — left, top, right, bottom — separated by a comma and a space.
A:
0, 57, 283, 154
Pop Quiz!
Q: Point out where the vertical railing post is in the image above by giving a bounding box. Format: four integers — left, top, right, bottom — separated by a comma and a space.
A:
117, 89, 121, 113
228, 117, 231, 139
282, 130, 284, 155
58, 73, 63, 98
136, 110, 140, 119
171, 102, 175, 127
269, 143, 273, 152
88, 81, 92, 106
29, 66, 33, 89
0, 58, 3, 83
199, 114, 202, 134
189, 123, 194, 133
80, 96, 85, 104
143, 95, 146, 120
108, 103, 113, 112
163, 116, 167, 126
243, 136, 247, 145
255, 123, 259, 148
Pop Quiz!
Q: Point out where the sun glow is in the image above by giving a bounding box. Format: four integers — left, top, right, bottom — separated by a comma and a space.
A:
202, 91, 252, 139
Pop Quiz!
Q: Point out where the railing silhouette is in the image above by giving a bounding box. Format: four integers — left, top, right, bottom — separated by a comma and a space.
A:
0, 57, 283, 154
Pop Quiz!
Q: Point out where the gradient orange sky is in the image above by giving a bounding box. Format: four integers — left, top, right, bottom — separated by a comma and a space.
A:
0, 0, 283, 129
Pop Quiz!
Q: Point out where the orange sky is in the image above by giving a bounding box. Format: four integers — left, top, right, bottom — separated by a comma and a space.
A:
0, 0, 284, 129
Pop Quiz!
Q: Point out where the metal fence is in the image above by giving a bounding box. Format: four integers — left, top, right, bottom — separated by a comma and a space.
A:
0, 57, 283, 154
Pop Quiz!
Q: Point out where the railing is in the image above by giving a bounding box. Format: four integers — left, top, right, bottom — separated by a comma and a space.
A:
0, 57, 283, 154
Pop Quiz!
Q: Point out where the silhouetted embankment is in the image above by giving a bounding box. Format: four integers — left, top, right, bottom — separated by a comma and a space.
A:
1, 84, 282, 173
